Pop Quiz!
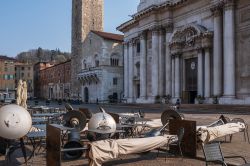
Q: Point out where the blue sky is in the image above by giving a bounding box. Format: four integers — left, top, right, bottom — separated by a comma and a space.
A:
0, 0, 140, 57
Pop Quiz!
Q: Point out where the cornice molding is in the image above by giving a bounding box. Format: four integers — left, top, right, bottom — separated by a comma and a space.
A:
210, 2, 224, 17
163, 23, 174, 33
224, 0, 235, 10
117, 0, 189, 32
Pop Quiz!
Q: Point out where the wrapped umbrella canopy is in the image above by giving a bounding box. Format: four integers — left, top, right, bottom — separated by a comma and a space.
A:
88, 112, 116, 134
63, 110, 87, 131
161, 109, 182, 125
0, 104, 32, 139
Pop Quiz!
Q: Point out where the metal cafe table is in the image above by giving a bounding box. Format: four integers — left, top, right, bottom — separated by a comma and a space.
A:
32, 112, 63, 123
25, 130, 47, 160
32, 118, 48, 124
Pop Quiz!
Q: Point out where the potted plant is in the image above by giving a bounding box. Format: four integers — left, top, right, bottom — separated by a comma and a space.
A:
212, 95, 218, 104
46, 99, 51, 105
163, 94, 171, 104
155, 95, 161, 103
108, 95, 114, 103
58, 99, 62, 105
196, 95, 205, 104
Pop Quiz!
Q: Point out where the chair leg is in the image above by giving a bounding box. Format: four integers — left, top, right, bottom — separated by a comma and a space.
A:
165, 150, 168, 162
230, 134, 233, 142
164, 145, 169, 162
20, 138, 27, 165
246, 130, 250, 144
5, 146, 10, 165
243, 130, 246, 142
179, 144, 183, 158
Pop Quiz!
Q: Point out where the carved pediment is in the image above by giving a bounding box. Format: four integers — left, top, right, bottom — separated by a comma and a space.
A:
169, 23, 213, 53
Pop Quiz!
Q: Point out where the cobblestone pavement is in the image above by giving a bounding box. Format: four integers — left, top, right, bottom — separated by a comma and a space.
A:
0, 102, 249, 166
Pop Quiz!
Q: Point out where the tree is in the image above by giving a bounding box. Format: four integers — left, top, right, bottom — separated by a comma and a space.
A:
37, 47, 43, 61
54, 54, 66, 63
15, 48, 71, 64
51, 50, 56, 61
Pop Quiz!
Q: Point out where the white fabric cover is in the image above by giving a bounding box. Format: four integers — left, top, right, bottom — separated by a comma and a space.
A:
197, 122, 245, 143
146, 119, 162, 128
196, 126, 207, 130
16, 80, 22, 106
89, 135, 175, 166
21, 81, 28, 109
0, 104, 32, 139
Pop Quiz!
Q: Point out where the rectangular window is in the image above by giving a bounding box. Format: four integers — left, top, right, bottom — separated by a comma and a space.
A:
113, 77, 118, 85
21, 67, 24, 70
137, 42, 140, 53
111, 59, 119, 66
95, 60, 99, 67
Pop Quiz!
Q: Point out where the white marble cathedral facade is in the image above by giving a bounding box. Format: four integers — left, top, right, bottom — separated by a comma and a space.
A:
118, 0, 250, 104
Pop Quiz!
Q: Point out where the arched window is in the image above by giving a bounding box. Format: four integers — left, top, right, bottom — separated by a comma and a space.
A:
94, 54, 99, 67
82, 59, 87, 69
95, 60, 99, 67
110, 53, 119, 66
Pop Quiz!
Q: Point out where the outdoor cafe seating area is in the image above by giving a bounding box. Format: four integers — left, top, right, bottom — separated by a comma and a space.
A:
0, 102, 249, 166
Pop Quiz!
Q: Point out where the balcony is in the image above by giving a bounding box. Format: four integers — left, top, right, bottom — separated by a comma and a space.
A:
77, 68, 102, 84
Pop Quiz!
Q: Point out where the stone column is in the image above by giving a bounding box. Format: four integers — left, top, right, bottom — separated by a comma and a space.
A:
204, 48, 211, 97
197, 49, 203, 96
212, 4, 223, 96
128, 41, 134, 102
140, 32, 147, 99
123, 42, 129, 98
165, 26, 172, 96
223, 0, 235, 97
174, 54, 181, 98
151, 29, 159, 97
158, 29, 165, 96
171, 56, 175, 98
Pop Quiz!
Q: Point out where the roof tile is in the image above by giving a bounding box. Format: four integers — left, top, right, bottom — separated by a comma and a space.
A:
91, 31, 124, 41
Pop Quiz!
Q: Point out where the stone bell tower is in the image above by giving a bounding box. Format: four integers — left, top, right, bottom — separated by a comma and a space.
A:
71, 0, 104, 98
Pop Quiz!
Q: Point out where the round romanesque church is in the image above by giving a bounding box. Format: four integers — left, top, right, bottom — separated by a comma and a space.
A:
118, 0, 250, 104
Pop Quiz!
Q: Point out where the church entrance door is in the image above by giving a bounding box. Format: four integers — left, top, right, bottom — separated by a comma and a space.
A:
184, 58, 198, 104
49, 87, 53, 99
136, 84, 140, 98
84, 87, 89, 103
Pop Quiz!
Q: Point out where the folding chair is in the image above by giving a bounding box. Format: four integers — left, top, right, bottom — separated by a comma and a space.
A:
157, 127, 184, 161
202, 142, 249, 166
230, 118, 249, 143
